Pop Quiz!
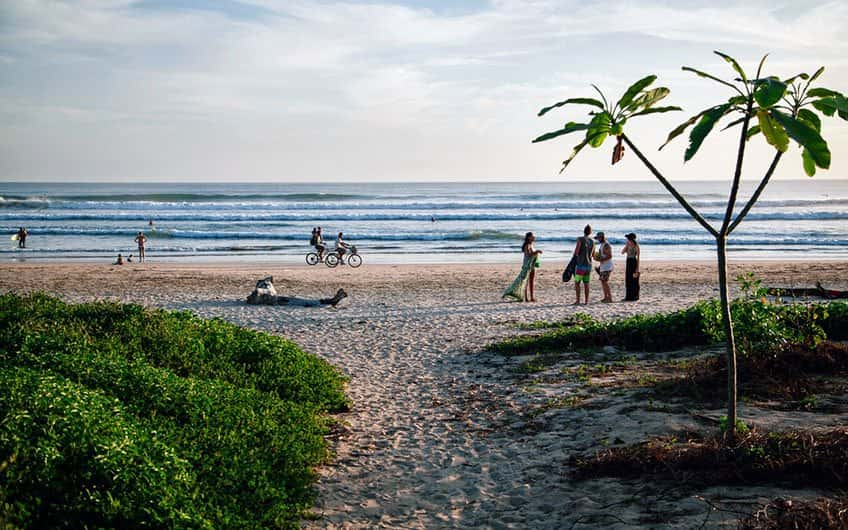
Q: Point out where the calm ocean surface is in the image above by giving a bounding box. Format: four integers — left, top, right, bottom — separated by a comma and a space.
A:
1, 180, 846, 263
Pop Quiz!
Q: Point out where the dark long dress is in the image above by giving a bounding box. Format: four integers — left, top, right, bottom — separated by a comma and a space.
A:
625, 257, 640, 301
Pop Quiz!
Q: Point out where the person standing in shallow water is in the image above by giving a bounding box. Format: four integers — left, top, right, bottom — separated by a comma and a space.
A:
134, 231, 147, 262
572, 225, 594, 305
503, 232, 542, 302
17, 227, 27, 248
621, 232, 640, 301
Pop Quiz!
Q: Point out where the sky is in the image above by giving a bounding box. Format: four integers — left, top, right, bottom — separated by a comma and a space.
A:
1, 0, 847, 183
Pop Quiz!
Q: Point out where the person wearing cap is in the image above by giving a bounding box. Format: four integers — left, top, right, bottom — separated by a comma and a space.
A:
621, 232, 640, 301
593, 231, 614, 303
572, 224, 594, 305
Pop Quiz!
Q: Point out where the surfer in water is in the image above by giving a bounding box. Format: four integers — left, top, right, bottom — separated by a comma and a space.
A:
134, 231, 147, 262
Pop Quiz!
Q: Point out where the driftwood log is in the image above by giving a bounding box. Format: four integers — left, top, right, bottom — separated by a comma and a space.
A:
765, 282, 848, 299
246, 277, 347, 307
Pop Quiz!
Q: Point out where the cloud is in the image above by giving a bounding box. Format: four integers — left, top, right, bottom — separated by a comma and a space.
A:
0, 0, 846, 181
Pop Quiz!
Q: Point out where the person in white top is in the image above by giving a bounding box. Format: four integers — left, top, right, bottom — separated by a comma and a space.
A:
335, 232, 350, 264
593, 231, 614, 303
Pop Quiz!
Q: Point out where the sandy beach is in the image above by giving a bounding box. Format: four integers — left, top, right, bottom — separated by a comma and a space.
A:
2, 259, 847, 529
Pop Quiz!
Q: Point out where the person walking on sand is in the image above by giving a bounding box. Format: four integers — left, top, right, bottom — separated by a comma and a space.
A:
594, 231, 614, 303
134, 231, 147, 262
572, 225, 594, 305
621, 232, 640, 301
503, 232, 543, 302
17, 227, 27, 248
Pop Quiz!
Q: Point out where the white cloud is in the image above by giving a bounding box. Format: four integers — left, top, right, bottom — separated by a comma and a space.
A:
0, 0, 846, 181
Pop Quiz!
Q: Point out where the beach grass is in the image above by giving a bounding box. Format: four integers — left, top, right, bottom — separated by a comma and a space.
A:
491, 299, 848, 357
0, 293, 348, 529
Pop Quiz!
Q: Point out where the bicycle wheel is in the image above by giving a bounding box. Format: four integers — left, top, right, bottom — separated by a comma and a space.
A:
325, 254, 339, 268
306, 253, 319, 266
348, 254, 362, 268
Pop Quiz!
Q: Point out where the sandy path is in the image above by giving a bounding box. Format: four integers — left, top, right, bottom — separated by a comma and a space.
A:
2, 261, 847, 528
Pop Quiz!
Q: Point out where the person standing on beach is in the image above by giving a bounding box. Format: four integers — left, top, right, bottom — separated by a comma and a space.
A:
621, 233, 640, 301
572, 225, 594, 305
502, 232, 542, 302
134, 231, 147, 262
594, 232, 613, 303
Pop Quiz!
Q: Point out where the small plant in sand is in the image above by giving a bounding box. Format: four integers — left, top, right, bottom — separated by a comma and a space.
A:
534, 51, 846, 438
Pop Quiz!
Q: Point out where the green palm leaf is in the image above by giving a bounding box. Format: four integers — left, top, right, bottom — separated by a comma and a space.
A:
615, 75, 656, 112
532, 122, 589, 143
714, 51, 747, 82
684, 104, 732, 161
628, 106, 682, 118
537, 98, 604, 117
756, 110, 789, 152
771, 109, 831, 169
681, 66, 741, 93
753, 78, 786, 108
797, 108, 821, 132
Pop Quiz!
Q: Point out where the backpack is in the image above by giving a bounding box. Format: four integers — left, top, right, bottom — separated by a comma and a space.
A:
310, 234, 318, 246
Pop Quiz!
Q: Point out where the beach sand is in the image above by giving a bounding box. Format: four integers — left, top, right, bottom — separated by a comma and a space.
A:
2, 260, 847, 528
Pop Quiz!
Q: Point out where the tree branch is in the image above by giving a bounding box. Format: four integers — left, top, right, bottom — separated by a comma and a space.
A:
728, 151, 784, 234
719, 97, 754, 236
622, 135, 719, 237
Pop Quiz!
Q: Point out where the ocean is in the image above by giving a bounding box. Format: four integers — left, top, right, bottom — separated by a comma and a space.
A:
1, 180, 846, 264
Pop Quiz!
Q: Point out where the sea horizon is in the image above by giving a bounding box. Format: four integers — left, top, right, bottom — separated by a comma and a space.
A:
3, 179, 847, 264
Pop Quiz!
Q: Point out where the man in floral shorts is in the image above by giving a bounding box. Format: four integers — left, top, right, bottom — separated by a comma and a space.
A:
572, 224, 594, 305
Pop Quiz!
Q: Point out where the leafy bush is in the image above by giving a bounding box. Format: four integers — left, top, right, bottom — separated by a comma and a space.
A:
491, 303, 710, 355
0, 293, 348, 412
0, 293, 349, 529
0, 367, 209, 529
492, 297, 848, 357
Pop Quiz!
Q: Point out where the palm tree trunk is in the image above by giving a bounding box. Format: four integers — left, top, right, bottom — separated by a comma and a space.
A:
716, 235, 738, 440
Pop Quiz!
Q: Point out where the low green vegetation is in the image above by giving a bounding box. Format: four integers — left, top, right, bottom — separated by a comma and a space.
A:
492, 299, 848, 357
0, 293, 348, 529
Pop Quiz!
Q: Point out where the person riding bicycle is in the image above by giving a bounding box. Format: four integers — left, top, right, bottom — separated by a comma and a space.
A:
335, 232, 351, 264
310, 227, 326, 261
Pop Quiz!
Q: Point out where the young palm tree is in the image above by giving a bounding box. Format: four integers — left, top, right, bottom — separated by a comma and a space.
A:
534, 51, 846, 438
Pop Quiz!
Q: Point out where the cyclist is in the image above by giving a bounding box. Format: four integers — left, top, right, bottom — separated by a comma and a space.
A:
310, 227, 326, 261
335, 232, 351, 264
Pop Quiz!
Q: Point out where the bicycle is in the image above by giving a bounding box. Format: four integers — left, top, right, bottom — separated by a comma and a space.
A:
325, 245, 362, 268
305, 247, 326, 266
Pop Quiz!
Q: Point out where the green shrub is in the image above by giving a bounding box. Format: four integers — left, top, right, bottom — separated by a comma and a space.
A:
0, 293, 348, 412
492, 298, 847, 357
0, 367, 209, 529
491, 303, 710, 355
0, 293, 350, 529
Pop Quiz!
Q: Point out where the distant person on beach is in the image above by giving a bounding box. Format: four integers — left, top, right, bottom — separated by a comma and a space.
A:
335, 232, 350, 264
621, 233, 640, 301
134, 231, 147, 262
148, 219, 154, 227
113, 253, 124, 265
17, 227, 27, 248
503, 232, 542, 302
593, 231, 613, 303
572, 225, 594, 305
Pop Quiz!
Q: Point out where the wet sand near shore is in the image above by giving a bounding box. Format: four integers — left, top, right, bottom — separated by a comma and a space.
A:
2, 260, 847, 529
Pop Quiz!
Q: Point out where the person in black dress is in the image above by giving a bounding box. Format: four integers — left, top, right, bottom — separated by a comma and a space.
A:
621, 232, 640, 301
